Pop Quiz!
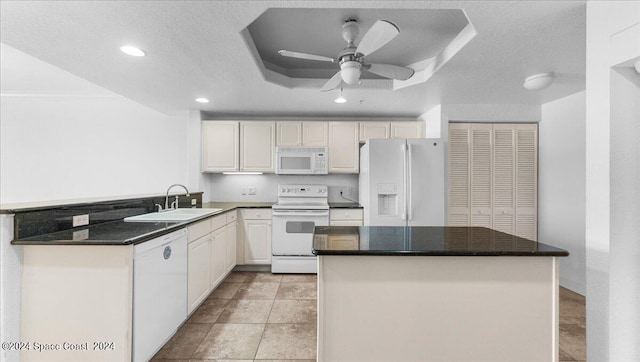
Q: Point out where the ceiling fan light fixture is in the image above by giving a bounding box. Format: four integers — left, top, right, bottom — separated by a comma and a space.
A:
523, 72, 555, 91
340, 61, 361, 85
334, 95, 347, 104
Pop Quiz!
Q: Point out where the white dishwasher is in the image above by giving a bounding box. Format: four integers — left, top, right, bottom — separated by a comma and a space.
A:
133, 228, 187, 362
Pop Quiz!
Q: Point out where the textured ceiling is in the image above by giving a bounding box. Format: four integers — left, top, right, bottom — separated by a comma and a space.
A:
0, 1, 586, 118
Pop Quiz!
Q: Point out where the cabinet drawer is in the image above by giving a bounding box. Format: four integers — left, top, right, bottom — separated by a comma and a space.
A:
211, 214, 227, 231
226, 210, 237, 224
242, 209, 272, 220
330, 209, 363, 221
188, 219, 211, 242
330, 220, 363, 226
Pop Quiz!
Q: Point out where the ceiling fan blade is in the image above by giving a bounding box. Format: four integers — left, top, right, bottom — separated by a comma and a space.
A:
320, 71, 343, 92
278, 50, 336, 63
355, 20, 399, 57
365, 63, 414, 81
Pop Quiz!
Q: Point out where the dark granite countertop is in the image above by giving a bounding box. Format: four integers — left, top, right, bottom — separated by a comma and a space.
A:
12, 202, 275, 246
328, 202, 362, 208
313, 226, 569, 257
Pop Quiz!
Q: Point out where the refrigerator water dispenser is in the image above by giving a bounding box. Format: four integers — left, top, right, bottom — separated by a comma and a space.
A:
377, 183, 398, 216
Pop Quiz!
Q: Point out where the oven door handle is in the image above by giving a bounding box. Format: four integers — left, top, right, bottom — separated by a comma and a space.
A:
272, 210, 330, 217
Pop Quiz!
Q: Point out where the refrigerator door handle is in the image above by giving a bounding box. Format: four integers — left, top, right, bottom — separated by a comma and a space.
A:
408, 143, 413, 221
402, 143, 407, 221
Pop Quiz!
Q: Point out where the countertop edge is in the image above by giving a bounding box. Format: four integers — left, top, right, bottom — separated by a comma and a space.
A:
313, 250, 570, 257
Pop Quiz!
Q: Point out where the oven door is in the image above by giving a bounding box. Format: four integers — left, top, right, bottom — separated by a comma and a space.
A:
272, 209, 329, 256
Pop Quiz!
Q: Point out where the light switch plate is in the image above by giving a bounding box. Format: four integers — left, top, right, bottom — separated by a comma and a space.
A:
72, 214, 89, 227
248, 186, 257, 195
191, 198, 197, 206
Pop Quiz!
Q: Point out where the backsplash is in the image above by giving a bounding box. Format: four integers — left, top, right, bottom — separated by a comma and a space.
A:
13, 193, 202, 239
207, 174, 359, 203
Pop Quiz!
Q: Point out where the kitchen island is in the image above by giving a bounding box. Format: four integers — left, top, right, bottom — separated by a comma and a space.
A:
313, 226, 569, 362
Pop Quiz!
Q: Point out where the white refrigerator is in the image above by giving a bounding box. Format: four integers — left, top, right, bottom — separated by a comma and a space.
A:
359, 138, 445, 226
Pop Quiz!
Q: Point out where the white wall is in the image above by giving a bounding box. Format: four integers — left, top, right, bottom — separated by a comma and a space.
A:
539, 91, 586, 295
0, 45, 190, 205
207, 174, 359, 203
585, 2, 640, 360
609, 67, 640, 361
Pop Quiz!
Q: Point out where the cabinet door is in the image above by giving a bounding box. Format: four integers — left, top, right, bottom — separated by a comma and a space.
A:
515, 124, 538, 240
391, 121, 424, 138
240, 121, 275, 172
210, 227, 227, 289
277, 121, 302, 146
328, 122, 359, 173
359, 122, 390, 143
470, 123, 493, 227
243, 220, 272, 264
492, 124, 515, 234
448, 123, 471, 226
188, 235, 211, 314
226, 222, 237, 272
302, 122, 328, 146
202, 121, 239, 172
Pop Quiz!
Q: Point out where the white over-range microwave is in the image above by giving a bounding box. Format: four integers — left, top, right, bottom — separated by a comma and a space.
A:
276, 147, 328, 175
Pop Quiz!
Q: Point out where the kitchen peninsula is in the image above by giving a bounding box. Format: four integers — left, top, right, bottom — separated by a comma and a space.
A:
313, 226, 569, 362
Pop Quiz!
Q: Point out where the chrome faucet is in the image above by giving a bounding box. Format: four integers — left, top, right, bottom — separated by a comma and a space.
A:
164, 184, 190, 211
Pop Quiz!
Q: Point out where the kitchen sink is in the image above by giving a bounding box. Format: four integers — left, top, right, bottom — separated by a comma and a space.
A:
124, 208, 222, 222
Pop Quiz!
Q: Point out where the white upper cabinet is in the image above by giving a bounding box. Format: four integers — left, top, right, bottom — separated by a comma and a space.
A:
202, 121, 239, 172
276, 122, 302, 146
359, 122, 390, 143
240, 121, 275, 172
391, 122, 424, 139
276, 121, 328, 147
302, 122, 328, 146
328, 122, 359, 173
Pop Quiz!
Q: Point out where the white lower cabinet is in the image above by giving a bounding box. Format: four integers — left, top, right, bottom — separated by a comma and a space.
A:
226, 222, 237, 272
210, 226, 227, 289
329, 208, 364, 226
187, 235, 211, 313
187, 210, 238, 314
241, 209, 272, 265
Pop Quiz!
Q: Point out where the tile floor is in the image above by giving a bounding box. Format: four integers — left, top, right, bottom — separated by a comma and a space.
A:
152, 271, 586, 362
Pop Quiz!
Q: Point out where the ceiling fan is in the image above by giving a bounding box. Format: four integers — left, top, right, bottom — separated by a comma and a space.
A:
278, 19, 415, 92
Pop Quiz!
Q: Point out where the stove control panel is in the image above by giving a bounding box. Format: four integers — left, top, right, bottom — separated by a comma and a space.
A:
278, 184, 328, 197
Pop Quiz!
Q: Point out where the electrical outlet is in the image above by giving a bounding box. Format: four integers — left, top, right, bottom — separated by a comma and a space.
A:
72, 214, 89, 227
248, 186, 257, 195
339, 187, 353, 196
191, 198, 197, 206
72, 229, 89, 241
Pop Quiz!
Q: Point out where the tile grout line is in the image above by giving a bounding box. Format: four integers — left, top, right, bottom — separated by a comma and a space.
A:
252, 279, 280, 360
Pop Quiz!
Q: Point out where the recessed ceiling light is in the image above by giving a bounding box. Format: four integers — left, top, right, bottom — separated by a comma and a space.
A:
120, 45, 145, 57
195, 97, 210, 103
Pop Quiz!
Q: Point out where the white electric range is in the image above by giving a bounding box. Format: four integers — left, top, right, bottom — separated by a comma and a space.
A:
271, 184, 329, 273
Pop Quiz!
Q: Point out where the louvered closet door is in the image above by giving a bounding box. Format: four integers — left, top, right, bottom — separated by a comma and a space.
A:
515, 124, 538, 240
470, 124, 493, 227
492, 124, 515, 234
448, 123, 471, 226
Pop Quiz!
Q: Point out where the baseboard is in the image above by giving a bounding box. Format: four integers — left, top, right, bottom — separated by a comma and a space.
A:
233, 264, 271, 272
